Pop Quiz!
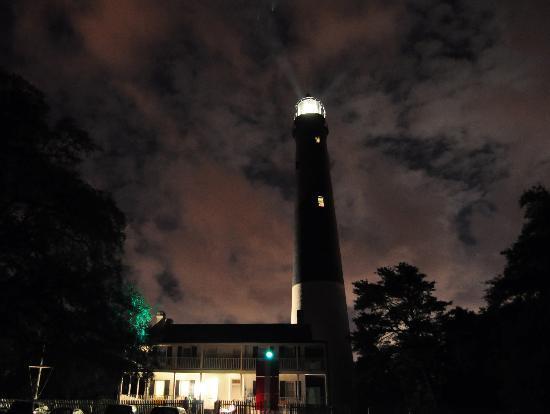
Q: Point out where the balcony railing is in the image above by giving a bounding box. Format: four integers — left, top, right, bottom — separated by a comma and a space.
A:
156, 357, 200, 369
203, 356, 241, 370
242, 357, 256, 370
153, 356, 324, 371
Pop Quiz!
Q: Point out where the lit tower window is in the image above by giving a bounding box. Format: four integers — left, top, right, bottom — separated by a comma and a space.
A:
317, 196, 325, 207
314, 136, 321, 143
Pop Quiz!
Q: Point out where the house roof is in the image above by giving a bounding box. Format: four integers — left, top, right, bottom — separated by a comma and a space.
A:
150, 323, 317, 344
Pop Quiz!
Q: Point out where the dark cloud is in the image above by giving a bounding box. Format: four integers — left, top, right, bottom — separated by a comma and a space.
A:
366, 135, 508, 192
154, 213, 180, 232
455, 200, 496, 246
155, 269, 184, 303
404, 0, 495, 63
45, 6, 82, 52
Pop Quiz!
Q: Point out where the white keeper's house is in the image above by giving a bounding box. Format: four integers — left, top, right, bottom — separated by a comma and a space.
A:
120, 313, 328, 410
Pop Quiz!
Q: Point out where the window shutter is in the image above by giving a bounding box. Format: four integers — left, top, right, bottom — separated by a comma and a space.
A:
280, 381, 287, 398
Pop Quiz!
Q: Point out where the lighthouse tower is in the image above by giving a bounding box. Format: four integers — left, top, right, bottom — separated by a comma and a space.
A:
291, 97, 353, 408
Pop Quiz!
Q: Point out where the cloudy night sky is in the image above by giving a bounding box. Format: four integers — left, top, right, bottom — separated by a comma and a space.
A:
2, 0, 549, 325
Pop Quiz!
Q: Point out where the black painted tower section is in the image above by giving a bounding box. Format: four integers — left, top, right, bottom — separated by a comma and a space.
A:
293, 113, 344, 285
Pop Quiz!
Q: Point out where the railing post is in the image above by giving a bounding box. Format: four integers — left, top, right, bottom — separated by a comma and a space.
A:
240, 345, 243, 371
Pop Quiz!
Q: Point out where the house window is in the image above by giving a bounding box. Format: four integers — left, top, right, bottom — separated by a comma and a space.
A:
176, 380, 195, 398
178, 346, 197, 357
279, 345, 297, 358
154, 380, 167, 396
314, 136, 321, 143
280, 381, 298, 398
317, 196, 325, 207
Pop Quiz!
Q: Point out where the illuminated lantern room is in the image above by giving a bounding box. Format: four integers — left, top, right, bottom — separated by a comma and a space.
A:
294, 96, 326, 119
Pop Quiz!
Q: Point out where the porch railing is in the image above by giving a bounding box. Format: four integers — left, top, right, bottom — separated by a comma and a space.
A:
156, 356, 200, 369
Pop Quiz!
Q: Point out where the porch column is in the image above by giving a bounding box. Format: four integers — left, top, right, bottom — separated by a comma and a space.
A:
199, 372, 203, 401
119, 376, 124, 398
240, 373, 244, 401
173, 372, 176, 399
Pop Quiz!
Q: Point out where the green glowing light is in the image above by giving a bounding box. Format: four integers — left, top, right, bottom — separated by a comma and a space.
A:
265, 350, 274, 360
128, 288, 152, 343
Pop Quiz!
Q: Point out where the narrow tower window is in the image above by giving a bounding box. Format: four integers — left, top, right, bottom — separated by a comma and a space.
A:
317, 195, 325, 207
314, 136, 321, 144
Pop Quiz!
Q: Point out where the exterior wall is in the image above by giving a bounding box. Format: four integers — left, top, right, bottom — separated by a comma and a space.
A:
143, 371, 326, 409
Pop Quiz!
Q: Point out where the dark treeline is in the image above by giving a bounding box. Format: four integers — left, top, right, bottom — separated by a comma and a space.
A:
0, 71, 151, 398
352, 186, 550, 413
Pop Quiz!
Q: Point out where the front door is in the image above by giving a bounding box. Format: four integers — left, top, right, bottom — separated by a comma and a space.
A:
305, 375, 325, 405
231, 378, 241, 400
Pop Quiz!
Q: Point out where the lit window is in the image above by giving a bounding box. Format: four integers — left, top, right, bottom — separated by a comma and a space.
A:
154, 380, 165, 396
317, 196, 325, 207
314, 136, 321, 143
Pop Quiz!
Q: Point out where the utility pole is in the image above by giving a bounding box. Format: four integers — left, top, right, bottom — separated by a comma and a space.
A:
29, 345, 52, 400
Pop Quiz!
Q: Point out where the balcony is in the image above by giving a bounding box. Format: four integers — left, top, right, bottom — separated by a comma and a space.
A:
152, 356, 324, 372
155, 356, 200, 369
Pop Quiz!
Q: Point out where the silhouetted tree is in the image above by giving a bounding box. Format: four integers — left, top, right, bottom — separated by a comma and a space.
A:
0, 70, 150, 398
436, 307, 501, 413
352, 263, 450, 413
486, 185, 550, 307
483, 185, 550, 412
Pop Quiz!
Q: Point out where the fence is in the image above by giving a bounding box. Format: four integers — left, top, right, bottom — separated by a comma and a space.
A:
0, 398, 204, 414
216, 400, 333, 414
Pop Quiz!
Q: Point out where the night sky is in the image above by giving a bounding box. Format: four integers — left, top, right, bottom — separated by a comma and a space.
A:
3, 1, 550, 325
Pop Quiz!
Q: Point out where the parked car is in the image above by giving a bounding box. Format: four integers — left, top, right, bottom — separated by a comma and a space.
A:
150, 406, 186, 414
50, 407, 85, 414
104, 405, 135, 414
7, 401, 49, 414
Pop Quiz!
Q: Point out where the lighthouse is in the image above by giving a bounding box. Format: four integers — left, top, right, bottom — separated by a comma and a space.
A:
291, 97, 353, 409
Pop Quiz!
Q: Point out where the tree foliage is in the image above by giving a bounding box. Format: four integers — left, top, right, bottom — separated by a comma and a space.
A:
0, 70, 150, 398
486, 185, 550, 307
483, 184, 550, 412
353, 263, 449, 351
352, 263, 450, 413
